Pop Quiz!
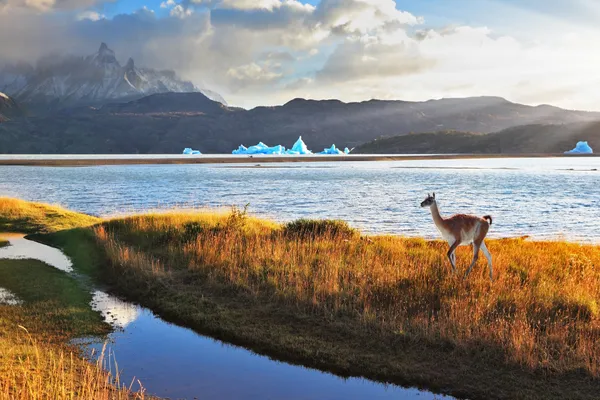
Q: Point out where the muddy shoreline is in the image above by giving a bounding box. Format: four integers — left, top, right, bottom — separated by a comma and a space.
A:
0, 153, 597, 166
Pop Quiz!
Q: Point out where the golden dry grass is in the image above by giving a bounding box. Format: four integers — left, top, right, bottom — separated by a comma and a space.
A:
0, 256, 148, 400
0, 197, 100, 234
0, 326, 146, 400
95, 211, 600, 378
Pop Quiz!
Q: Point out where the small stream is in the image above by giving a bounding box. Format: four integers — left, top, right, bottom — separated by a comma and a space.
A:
0, 234, 454, 400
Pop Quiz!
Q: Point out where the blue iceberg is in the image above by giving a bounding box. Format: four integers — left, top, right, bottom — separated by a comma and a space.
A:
232, 136, 313, 155
183, 148, 202, 155
232, 142, 286, 155
565, 141, 593, 154
319, 144, 344, 154
231, 136, 351, 155
286, 136, 312, 155
319, 145, 354, 154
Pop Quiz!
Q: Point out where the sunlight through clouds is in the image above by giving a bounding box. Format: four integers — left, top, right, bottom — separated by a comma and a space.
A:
1, 0, 600, 109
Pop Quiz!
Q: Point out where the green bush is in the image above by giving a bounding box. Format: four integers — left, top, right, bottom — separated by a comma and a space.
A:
282, 218, 358, 240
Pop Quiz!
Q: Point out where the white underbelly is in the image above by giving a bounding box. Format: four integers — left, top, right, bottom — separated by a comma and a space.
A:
439, 227, 476, 246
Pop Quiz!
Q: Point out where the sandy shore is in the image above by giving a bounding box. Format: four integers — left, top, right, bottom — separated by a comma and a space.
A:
0, 153, 597, 166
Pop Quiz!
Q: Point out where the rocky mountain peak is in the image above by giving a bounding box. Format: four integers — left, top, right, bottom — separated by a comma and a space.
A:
125, 57, 135, 70
0, 42, 226, 110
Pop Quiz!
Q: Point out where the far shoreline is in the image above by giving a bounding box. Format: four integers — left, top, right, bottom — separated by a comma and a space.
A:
0, 153, 598, 167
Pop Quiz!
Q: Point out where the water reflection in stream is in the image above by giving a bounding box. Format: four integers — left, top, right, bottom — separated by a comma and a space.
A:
87, 290, 454, 400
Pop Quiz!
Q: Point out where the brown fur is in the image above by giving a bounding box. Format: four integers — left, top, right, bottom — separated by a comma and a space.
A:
421, 194, 493, 281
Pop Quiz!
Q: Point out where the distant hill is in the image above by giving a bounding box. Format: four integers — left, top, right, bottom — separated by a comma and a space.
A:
354, 123, 600, 154
0, 92, 22, 122
1, 93, 599, 153
0, 43, 225, 115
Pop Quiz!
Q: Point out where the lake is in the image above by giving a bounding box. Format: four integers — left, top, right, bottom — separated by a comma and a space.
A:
1, 157, 599, 242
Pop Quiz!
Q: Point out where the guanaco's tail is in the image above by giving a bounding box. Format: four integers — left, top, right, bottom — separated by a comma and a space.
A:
483, 215, 493, 225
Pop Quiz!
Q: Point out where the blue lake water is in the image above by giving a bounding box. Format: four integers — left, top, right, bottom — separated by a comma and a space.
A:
1, 157, 599, 242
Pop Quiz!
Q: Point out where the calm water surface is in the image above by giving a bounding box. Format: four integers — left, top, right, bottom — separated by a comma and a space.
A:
1, 157, 599, 241
86, 290, 452, 400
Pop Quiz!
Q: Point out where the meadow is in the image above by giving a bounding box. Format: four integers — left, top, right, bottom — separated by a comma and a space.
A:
0, 199, 147, 399
1, 197, 599, 399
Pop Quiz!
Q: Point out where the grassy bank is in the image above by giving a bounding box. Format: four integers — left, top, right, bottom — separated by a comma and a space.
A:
2, 198, 600, 399
0, 259, 149, 399
87, 212, 600, 400
0, 197, 99, 234
0, 200, 148, 399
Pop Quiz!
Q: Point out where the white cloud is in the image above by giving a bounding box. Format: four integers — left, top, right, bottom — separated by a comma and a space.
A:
76, 10, 104, 21
170, 4, 193, 18
190, 0, 305, 11
160, 0, 176, 8
2, 0, 600, 110
227, 62, 283, 89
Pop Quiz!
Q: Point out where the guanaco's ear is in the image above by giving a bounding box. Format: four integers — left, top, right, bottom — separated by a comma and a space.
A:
432, 192, 436, 198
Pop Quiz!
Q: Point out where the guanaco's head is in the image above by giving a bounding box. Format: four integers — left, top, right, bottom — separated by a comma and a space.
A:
420, 193, 436, 208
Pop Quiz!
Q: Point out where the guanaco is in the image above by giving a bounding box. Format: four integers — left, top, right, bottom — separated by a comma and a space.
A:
421, 193, 493, 281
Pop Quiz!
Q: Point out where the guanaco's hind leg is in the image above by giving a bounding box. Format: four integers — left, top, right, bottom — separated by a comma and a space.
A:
464, 241, 480, 278
447, 241, 459, 273
480, 241, 493, 281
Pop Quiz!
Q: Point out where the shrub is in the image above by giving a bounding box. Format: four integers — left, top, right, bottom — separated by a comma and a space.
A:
282, 218, 358, 240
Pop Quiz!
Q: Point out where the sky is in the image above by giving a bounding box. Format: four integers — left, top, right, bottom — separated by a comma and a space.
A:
1, 0, 600, 110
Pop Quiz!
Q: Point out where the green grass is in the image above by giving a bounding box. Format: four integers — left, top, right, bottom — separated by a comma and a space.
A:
0, 259, 109, 339
0, 197, 100, 234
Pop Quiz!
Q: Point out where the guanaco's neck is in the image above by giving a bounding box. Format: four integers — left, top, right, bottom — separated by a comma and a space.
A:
430, 202, 445, 228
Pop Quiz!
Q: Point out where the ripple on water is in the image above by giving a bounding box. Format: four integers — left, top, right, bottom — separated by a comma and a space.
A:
1, 158, 600, 242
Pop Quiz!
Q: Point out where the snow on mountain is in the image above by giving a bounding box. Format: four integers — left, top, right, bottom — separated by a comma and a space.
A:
0, 91, 22, 122
0, 43, 225, 108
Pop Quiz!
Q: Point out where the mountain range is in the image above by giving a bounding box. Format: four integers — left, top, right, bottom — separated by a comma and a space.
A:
0, 91, 599, 154
0, 43, 225, 114
0, 45, 599, 154
354, 124, 600, 154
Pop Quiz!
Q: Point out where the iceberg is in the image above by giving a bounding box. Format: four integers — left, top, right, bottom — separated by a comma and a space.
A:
288, 136, 312, 154
183, 148, 202, 155
565, 141, 593, 154
319, 144, 344, 155
232, 136, 313, 155
231, 136, 351, 156
232, 142, 286, 155
318, 145, 354, 154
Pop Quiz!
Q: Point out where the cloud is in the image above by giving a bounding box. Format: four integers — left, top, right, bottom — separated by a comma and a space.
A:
170, 4, 193, 18
189, 0, 283, 10
0, 0, 112, 12
316, 35, 435, 84
1, 0, 600, 110
76, 10, 104, 21
227, 62, 283, 89
259, 51, 296, 62
160, 0, 176, 8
